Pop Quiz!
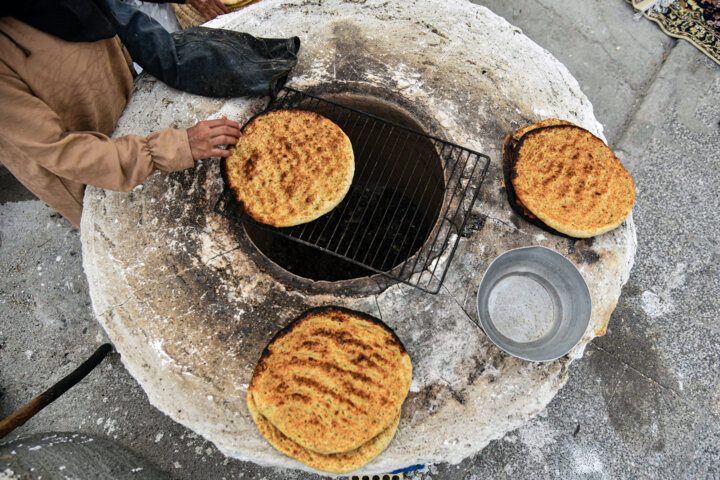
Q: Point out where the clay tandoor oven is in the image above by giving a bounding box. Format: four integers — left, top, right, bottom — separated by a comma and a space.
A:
81, 0, 637, 475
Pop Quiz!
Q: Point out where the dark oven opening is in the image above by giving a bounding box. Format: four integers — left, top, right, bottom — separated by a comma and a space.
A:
216, 88, 489, 294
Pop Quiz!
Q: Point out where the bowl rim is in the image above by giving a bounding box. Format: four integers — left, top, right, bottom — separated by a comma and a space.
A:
475, 245, 592, 362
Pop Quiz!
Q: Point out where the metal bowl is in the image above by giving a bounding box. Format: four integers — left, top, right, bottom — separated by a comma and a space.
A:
476, 246, 591, 362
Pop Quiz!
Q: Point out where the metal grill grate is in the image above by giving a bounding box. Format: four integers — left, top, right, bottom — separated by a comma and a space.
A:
215, 88, 489, 293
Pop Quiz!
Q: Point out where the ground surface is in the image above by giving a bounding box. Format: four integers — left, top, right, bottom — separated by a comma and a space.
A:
0, 0, 718, 479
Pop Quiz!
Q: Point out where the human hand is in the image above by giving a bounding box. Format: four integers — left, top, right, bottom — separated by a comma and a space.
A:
187, 0, 229, 21
187, 117, 241, 160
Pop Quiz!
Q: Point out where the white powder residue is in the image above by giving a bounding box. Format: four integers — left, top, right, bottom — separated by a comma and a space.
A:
517, 420, 557, 463
572, 448, 607, 478
640, 262, 686, 318
641, 290, 674, 318
1, 468, 21, 480
390, 63, 423, 91
667, 262, 687, 290
104, 418, 118, 436
150, 339, 174, 366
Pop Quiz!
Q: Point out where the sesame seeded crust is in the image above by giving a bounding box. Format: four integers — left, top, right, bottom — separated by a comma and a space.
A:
225, 110, 354, 227
248, 306, 412, 455
247, 394, 401, 474
511, 125, 635, 238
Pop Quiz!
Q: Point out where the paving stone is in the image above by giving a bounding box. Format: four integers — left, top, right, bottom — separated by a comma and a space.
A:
404, 348, 632, 480
595, 39, 720, 421
0, 432, 170, 480
407, 345, 707, 480
596, 289, 720, 422
602, 366, 704, 479
474, 0, 673, 146
680, 416, 720, 480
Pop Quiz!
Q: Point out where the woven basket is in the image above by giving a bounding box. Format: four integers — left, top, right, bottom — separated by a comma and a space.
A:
173, 0, 261, 29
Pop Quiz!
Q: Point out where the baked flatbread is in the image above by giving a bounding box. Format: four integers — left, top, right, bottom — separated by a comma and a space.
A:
502, 119, 573, 231
511, 125, 635, 238
511, 118, 574, 143
225, 110, 354, 227
247, 394, 401, 474
248, 306, 412, 455
223, 0, 258, 10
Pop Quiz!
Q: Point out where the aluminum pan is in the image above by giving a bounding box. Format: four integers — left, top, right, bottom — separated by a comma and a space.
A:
476, 246, 592, 362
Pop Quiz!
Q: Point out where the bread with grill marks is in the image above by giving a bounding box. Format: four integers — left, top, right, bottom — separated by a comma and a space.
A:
247, 306, 412, 455
247, 394, 401, 473
503, 118, 574, 224
225, 110, 354, 227
511, 125, 635, 238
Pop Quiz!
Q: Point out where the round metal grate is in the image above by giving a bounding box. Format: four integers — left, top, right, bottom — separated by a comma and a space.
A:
216, 87, 489, 293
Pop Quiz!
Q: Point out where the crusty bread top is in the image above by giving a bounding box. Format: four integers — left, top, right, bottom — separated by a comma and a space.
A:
503, 119, 575, 229
247, 393, 400, 474
225, 110, 354, 228
248, 306, 412, 455
511, 125, 635, 238
511, 118, 574, 143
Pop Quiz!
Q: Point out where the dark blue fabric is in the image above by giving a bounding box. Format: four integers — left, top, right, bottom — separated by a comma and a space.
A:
100, 0, 300, 98
0, 0, 184, 43
0, 0, 116, 42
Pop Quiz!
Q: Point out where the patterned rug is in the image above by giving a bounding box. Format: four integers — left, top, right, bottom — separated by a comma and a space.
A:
630, 0, 720, 65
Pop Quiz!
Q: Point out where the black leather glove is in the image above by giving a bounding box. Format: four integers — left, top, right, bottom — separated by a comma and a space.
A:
100, 0, 300, 97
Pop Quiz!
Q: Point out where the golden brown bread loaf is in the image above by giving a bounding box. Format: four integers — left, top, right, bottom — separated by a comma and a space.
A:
503, 118, 574, 223
247, 394, 401, 474
510, 125, 635, 238
511, 118, 574, 143
225, 110, 354, 227
247, 306, 412, 456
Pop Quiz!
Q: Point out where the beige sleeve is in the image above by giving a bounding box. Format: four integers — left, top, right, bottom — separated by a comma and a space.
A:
0, 67, 193, 193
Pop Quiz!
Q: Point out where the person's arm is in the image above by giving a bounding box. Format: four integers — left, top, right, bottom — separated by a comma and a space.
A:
0, 67, 239, 192
186, 0, 229, 20
141, 0, 229, 20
